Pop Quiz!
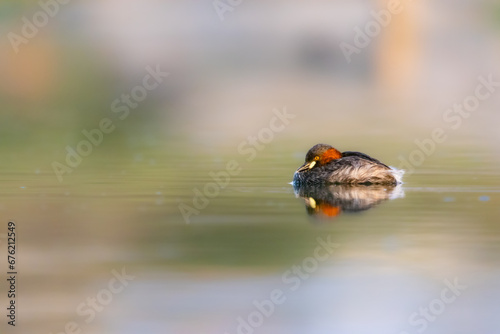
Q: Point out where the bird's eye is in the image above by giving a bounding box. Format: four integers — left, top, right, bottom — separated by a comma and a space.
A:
314, 156, 319, 161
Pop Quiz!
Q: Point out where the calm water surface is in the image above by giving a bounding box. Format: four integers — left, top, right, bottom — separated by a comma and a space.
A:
2, 142, 499, 334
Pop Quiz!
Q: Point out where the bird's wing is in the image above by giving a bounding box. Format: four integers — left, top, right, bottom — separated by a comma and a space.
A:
341, 151, 390, 169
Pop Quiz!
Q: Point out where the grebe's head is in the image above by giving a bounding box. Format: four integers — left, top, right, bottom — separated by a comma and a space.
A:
296, 144, 342, 172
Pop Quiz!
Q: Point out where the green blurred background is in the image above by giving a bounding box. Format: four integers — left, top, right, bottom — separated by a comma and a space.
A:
0, 1, 500, 333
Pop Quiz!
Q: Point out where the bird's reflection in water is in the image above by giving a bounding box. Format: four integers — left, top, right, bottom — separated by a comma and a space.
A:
293, 183, 404, 220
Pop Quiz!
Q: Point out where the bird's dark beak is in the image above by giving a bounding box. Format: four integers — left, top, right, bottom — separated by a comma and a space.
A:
296, 161, 316, 172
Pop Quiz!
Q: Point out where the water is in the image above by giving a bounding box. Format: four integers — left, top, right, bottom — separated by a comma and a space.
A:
1, 141, 499, 334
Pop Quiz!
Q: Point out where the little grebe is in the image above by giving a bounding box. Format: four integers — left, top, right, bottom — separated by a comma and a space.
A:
293, 144, 403, 185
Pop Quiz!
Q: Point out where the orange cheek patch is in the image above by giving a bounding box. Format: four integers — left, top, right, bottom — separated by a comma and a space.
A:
320, 148, 342, 164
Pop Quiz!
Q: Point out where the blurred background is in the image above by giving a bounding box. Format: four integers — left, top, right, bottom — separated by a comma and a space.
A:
0, 0, 499, 333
